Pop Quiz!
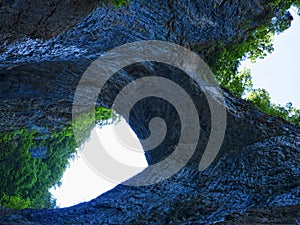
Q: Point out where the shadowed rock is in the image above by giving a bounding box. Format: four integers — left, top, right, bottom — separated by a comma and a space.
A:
0, 0, 299, 224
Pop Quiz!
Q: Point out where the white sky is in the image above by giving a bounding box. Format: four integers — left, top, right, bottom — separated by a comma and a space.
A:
50, 118, 148, 208
50, 7, 300, 208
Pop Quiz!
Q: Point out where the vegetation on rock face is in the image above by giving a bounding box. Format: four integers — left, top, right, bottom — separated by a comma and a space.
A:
204, 0, 300, 127
102, 0, 300, 126
0, 107, 116, 209
0, 128, 58, 209
102, 0, 300, 127
104, 0, 131, 8
112, 0, 131, 8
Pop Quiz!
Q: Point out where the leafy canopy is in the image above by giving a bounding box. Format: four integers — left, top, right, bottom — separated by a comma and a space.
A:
205, 0, 300, 127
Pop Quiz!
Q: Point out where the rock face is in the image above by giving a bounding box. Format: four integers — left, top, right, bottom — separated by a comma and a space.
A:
0, 100, 299, 224
0, 0, 100, 49
0, 0, 300, 224
0, 0, 270, 65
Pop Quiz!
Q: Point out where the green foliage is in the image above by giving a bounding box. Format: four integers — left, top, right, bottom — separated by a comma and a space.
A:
72, 106, 118, 146
220, 68, 252, 98
0, 106, 116, 209
224, 69, 300, 127
104, 0, 131, 8
0, 128, 67, 209
95, 106, 113, 122
112, 0, 130, 8
247, 88, 271, 111
1, 194, 31, 210
206, 26, 275, 94
205, 1, 300, 127
247, 88, 300, 126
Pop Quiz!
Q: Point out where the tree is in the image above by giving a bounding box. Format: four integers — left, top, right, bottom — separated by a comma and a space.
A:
204, 1, 300, 127
0, 107, 116, 209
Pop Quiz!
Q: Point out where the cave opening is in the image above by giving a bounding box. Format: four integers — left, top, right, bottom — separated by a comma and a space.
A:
50, 116, 148, 208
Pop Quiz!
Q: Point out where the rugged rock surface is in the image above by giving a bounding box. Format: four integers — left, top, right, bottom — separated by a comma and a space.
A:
0, 0, 271, 65
0, 111, 299, 224
0, 0, 100, 49
0, 0, 299, 224
0, 60, 89, 132
222, 204, 300, 224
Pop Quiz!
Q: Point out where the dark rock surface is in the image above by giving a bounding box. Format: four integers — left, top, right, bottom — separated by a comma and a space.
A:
221, 204, 300, 224
0, 0, 271, 65
0, 60, 89, 132
0, 0, 99, 49
0, 0, 300, 224
0, 121, 299, 224
1, 61, 299, 224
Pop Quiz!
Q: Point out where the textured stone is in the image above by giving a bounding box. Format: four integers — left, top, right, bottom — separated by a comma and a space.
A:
0, 0, 272, 65
0, 0, 299, 224
0, 0, 99, 49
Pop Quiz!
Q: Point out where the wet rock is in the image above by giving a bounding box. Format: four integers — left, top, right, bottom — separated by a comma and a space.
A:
0, 0, 299, 224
